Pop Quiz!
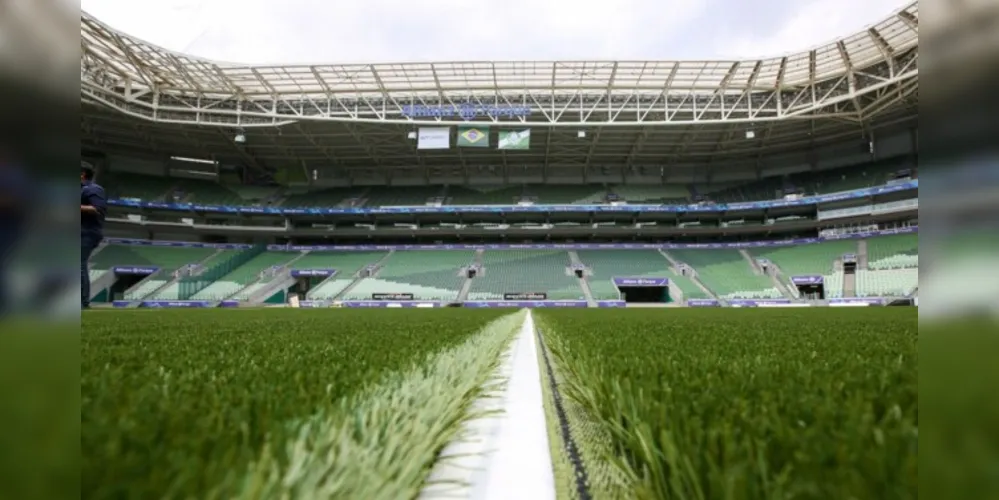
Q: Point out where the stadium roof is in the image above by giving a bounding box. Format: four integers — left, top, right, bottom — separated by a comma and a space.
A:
80, 3, 918, 176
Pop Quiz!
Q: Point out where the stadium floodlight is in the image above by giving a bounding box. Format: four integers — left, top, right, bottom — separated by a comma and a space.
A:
745, 130, 755, 139
234, 133, 246, 144
170, 156, 217, 165
577, 131, 586, 138
408, 131, 417, 139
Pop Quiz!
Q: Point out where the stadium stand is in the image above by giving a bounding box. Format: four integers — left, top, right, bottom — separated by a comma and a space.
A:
292, 250, 386, 271
577, 250, 671, 299
470, 250, 583, 300
302, 251, 389, 300
609, 185, 690, 203
188, 252, 300, 301
362, 186, 446, 207
699, 157, 913, 203
856, 268, 918, 297
102, 172, 177, 201
171, 179, 244, 205
667, 249, 782, 299
102, 155, 914, 210
866, 233, 918, 269
282, 187, 364, 207
447, 185, 523, 205
88, 244, 224, 300
821, 272, 846, 298
343, 251, 472, 301
750, 240, 859, 298
523, 184, 605, 204
752, 240, 857, 276
664, 267, 710, 300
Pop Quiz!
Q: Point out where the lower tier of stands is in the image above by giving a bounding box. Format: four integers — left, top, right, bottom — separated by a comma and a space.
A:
667, 249, 782, 299
469, 250, 583, 300
856, 269, 918, 297
342, 250, 473, 301
88, 235, 918, 304
866, 233, 918, 270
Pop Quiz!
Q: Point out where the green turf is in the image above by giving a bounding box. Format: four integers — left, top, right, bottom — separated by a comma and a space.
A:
81, 309, 513, 499
534, 308, 918, 500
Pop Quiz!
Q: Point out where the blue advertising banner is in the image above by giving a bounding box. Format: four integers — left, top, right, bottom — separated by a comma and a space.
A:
339, 301, 439, 308
290, 269, 338, 277
401, 104, 532, 119
107, 180, 917, 216
295, 300, 331, 308
829, 297, 885, 306
613, 277, 669, 287
686, 299, 721, 307
139, 300, 214, 308
113, 266, 159, 275
790, 275, 824, 285
596, 300, 627, 307
463, 300, 588, 308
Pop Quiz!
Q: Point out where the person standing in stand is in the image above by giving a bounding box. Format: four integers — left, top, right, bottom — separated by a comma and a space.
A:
80, 163, 106, 309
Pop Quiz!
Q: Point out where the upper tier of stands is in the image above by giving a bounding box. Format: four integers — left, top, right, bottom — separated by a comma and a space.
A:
103, 156, 914, 208
695, 157, 912, 203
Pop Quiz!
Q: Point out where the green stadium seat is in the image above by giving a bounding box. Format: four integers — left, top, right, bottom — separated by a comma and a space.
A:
751, 240, 857, 276
866, 234, 918, 270
577, 250, 673, 300
282, 188, 364, 207
342, 251, 472, 301
362, 186, 446, 207
447, 185, 523, 205
172, 179, 244, 205
523, 185, 606, 204
189, 252, 300, 301
103, 172, 177, 201
856, 269, 918, 297
470, 250, 583, 300
610, 185, 690, 204
668, 249, 781, 299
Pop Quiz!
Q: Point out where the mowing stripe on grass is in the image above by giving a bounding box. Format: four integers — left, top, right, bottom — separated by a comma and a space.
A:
422, 309, 556, 500
226, 310, 524, 500
536, 322, 593, 500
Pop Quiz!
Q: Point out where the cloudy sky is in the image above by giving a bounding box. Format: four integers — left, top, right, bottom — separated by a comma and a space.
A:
81, 0, 908, 65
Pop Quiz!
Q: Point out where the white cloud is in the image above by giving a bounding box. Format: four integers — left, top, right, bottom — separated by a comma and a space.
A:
716, 0, 909, 59
81, 0, 910, 64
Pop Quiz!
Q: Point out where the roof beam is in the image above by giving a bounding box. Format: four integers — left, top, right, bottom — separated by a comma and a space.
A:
836, 41, 864, 118
808, 50, 816, 84
776, 56, 788, 89
867, 27, 895, 60
897, 10, 918, 32
746, 60, 762, 89
251, 68, 277, 95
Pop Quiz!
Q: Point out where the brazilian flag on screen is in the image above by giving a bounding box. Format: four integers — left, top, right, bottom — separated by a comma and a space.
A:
457, 126, 490, 147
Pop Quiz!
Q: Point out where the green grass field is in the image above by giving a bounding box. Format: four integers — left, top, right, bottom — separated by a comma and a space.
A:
83, 308, 917, 500
535, 308, 918, 500
82, 308, 521, 499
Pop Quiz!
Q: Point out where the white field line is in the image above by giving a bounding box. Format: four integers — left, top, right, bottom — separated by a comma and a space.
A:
420, 309, 555, 500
